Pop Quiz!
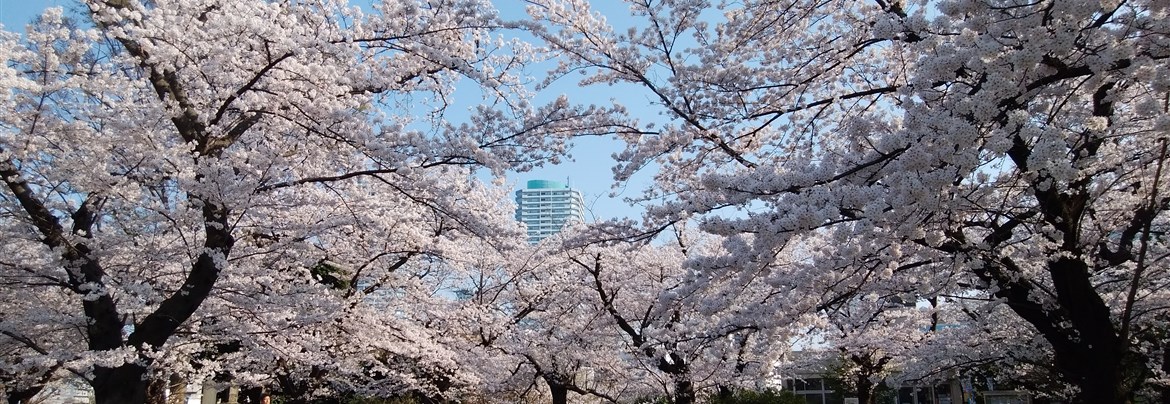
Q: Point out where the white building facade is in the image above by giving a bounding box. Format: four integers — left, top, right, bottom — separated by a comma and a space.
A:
515, 179, 585, 243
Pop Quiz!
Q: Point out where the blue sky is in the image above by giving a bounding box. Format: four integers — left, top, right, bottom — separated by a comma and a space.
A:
0, 0, 657, 223
0, 0, 65, 29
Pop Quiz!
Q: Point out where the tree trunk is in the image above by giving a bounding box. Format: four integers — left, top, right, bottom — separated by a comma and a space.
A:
5, 373, 53, 404
1048, 258, 1137, 404
847, 353, 886, 404
1075, 373, 1131, 404
540, 372, 571, 404
548, 381, 569, 404
855, 373, 875, 404
6, 389, 42, 404
715, 385, 734, 400
147, 375, 169, 404
1079, 386, 1130, 404
239, 386, 265, 404
1161, 343, 1170, 404
169, 373, 188, 404
673, 378, 695, 404
92, 364, 150, 404
986, 254, 1142, 404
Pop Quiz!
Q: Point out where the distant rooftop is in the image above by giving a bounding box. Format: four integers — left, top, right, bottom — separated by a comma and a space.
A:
526, 179, 568, 189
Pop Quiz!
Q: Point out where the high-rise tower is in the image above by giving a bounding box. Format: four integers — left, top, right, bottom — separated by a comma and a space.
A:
515, 179, 585, 243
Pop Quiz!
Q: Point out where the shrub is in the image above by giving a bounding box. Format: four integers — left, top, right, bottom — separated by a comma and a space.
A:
706, 388, 805, 404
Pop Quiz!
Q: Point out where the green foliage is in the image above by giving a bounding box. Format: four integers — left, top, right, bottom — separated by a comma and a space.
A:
342, 397, 419, 404
706, 388, 805, 404
271, 394, 420, 404
632, 395, 672, 404
821, 354, 894, 403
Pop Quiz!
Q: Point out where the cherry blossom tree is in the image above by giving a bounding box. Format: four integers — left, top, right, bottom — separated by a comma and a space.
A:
0, 0, 623, 402
893, 299, 1071, 399
146, 179, 525, 403
446, 227, 792, 404
814, 299, 921, 404
523, 0, 1170, 402
446, 233, 642, 404
548, 232, 785, 404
